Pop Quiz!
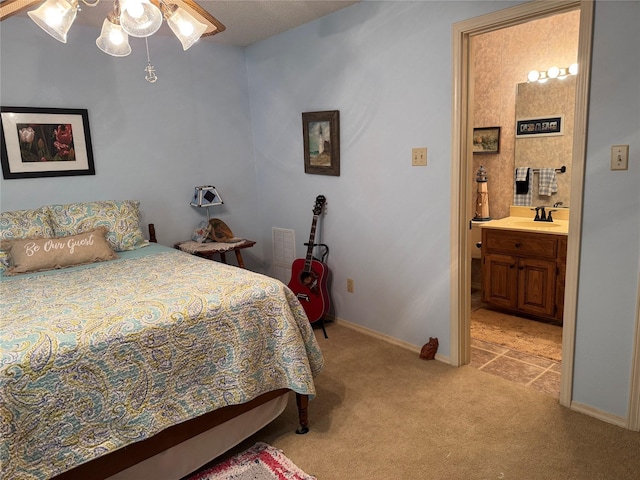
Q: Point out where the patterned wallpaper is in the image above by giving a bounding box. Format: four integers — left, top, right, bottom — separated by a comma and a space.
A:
472, 11, 580, 219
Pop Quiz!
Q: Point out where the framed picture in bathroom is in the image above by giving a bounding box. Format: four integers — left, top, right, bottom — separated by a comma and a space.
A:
472, 126, 501, 154
515, 115, 564, 138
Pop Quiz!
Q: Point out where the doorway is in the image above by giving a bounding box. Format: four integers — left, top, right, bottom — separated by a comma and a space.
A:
467, 12, 579, 399
449, 0, 594, 409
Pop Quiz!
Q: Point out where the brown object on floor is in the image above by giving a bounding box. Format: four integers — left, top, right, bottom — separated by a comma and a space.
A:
420, 337, 439, 360
471, 307, 562, 361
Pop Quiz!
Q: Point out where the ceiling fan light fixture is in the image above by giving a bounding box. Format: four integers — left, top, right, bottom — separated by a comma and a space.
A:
96, 17, 132, 56
164, 3, 208, 50
120, 0, 162, 38
27, 0, 77, 43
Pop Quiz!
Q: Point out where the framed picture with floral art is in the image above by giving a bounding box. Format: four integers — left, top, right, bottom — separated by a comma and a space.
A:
1, 106, 95, 179
302, 110, 340, 176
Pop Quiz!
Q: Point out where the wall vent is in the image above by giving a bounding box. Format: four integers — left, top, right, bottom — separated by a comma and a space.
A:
272, 227, 295, 284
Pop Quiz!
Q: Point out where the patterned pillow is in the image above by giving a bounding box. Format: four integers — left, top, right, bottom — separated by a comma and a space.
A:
0, 208, 55, 274
0, 208, 55, 241
47, 200, 148, 252
1, 227, 118, 275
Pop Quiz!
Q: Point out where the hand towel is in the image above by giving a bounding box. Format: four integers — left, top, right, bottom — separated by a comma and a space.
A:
513, 167, 532, 206
538, 167, 558, 196
515, 167, 530, 194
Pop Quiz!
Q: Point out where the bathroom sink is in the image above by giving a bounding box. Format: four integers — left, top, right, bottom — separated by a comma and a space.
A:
512, 221, 562, 228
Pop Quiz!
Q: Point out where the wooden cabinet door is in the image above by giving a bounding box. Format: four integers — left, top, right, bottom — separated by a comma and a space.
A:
482, 253, 518, 309
517, 257, 556, 317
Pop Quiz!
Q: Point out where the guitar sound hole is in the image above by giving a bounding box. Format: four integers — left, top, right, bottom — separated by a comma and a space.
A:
300, 272, 318, 288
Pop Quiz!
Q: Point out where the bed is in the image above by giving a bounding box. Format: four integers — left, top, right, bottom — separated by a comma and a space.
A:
0, 200, 324, 480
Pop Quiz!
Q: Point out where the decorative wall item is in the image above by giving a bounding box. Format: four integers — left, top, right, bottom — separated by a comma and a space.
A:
472, 126, 501, 154
302, 110, 340, 176
516, 115, 564, 138
1, 106, 95, 179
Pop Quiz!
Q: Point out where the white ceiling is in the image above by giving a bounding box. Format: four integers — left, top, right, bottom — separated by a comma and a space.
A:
11, 1, 360, 47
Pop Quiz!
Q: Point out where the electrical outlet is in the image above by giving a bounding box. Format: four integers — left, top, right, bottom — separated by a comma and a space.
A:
611, 145, 629, 170
346, 278, 354, 293
412, 147, 427, 166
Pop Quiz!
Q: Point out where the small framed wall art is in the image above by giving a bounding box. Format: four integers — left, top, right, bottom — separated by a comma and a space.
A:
1, 106, 95, 179
472, 126, 501, 154
302, 110, 340, 176
515, 115, 564, 138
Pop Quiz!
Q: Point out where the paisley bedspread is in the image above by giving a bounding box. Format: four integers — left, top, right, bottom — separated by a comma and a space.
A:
0, 245, 324, 480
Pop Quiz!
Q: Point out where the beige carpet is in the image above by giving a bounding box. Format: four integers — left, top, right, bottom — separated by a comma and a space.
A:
471, 307, 563, 361
198, 322, 640, 480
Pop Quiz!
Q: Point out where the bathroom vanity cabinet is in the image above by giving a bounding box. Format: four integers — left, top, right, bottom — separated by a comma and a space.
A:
481, 228, 567, 323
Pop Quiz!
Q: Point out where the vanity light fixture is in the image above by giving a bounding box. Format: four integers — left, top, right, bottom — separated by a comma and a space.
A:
1, 0, 225, 81
527, 63, 578, 83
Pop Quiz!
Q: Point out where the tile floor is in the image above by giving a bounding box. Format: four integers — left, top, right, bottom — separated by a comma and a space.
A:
469, 289, 562, 399
470, 337, 561, 399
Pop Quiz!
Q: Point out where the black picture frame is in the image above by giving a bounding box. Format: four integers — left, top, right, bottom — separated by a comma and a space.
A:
473, 126, 501, 154
516, 115, 564, 138
1, 106, 95, 179
302, 110, 340, 176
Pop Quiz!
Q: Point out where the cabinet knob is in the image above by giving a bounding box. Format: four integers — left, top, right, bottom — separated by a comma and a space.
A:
519, 266, 524, 270
514, 242, 521, 248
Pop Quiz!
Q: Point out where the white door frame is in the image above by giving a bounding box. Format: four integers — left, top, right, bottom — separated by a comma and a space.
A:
449, 0, 594, 410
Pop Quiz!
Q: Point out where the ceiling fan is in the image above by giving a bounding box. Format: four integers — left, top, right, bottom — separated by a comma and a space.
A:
0, 0, 225, 51
0, 0, 225, 81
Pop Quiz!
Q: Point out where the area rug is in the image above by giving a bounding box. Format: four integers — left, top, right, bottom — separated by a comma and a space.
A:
471, 307, 563, 361
187, 442, 315, 480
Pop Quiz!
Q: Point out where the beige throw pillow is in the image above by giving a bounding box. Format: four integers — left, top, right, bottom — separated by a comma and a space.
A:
2, 227, 118, 275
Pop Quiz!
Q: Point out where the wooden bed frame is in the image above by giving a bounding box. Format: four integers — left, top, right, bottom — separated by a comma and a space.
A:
53, 389, 309, 480
52, 225, 311, 480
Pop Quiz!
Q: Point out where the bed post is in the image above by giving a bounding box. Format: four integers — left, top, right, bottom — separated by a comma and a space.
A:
295, 393, 309, 434
149, 223, 157, 243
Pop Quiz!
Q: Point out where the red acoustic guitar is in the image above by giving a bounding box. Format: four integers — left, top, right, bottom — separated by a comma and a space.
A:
288, 195, 330, 335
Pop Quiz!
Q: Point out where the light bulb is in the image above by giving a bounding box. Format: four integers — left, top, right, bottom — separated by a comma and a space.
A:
569, 63, 578, 75
527, 70, 540, 82
109, 29, 124, 45
127, 1, 144, 18
547, 66, 560, 78
44, 7, 63, 26
179, 20, 194, 36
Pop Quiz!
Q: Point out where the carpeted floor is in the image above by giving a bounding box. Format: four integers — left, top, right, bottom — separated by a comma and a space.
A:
470, 306, 563, 361
188, 322, 640, 480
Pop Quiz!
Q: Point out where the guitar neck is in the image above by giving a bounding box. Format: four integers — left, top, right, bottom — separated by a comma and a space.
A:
304, 215, 319, 271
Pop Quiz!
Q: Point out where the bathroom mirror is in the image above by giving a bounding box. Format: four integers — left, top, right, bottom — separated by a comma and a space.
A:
514, 76, 576, 207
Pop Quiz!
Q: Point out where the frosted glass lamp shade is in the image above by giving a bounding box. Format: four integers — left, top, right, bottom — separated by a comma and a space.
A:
120, 0, 162, 38
27, 0, 77, 44
96, 19, 132, 57
166, 6, 208, 51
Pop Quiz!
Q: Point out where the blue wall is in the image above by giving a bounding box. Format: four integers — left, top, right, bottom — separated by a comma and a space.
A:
2, 1, 639, 421
244, 0, 640, 420
0, 17, 264, 268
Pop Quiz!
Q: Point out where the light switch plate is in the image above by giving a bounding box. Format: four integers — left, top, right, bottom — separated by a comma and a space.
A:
611, 145, 629, 170
412, 147, 427, 166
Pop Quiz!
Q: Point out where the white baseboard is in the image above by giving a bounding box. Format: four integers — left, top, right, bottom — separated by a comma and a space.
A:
570, 401, 627, 429
332, 316, 450, 364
